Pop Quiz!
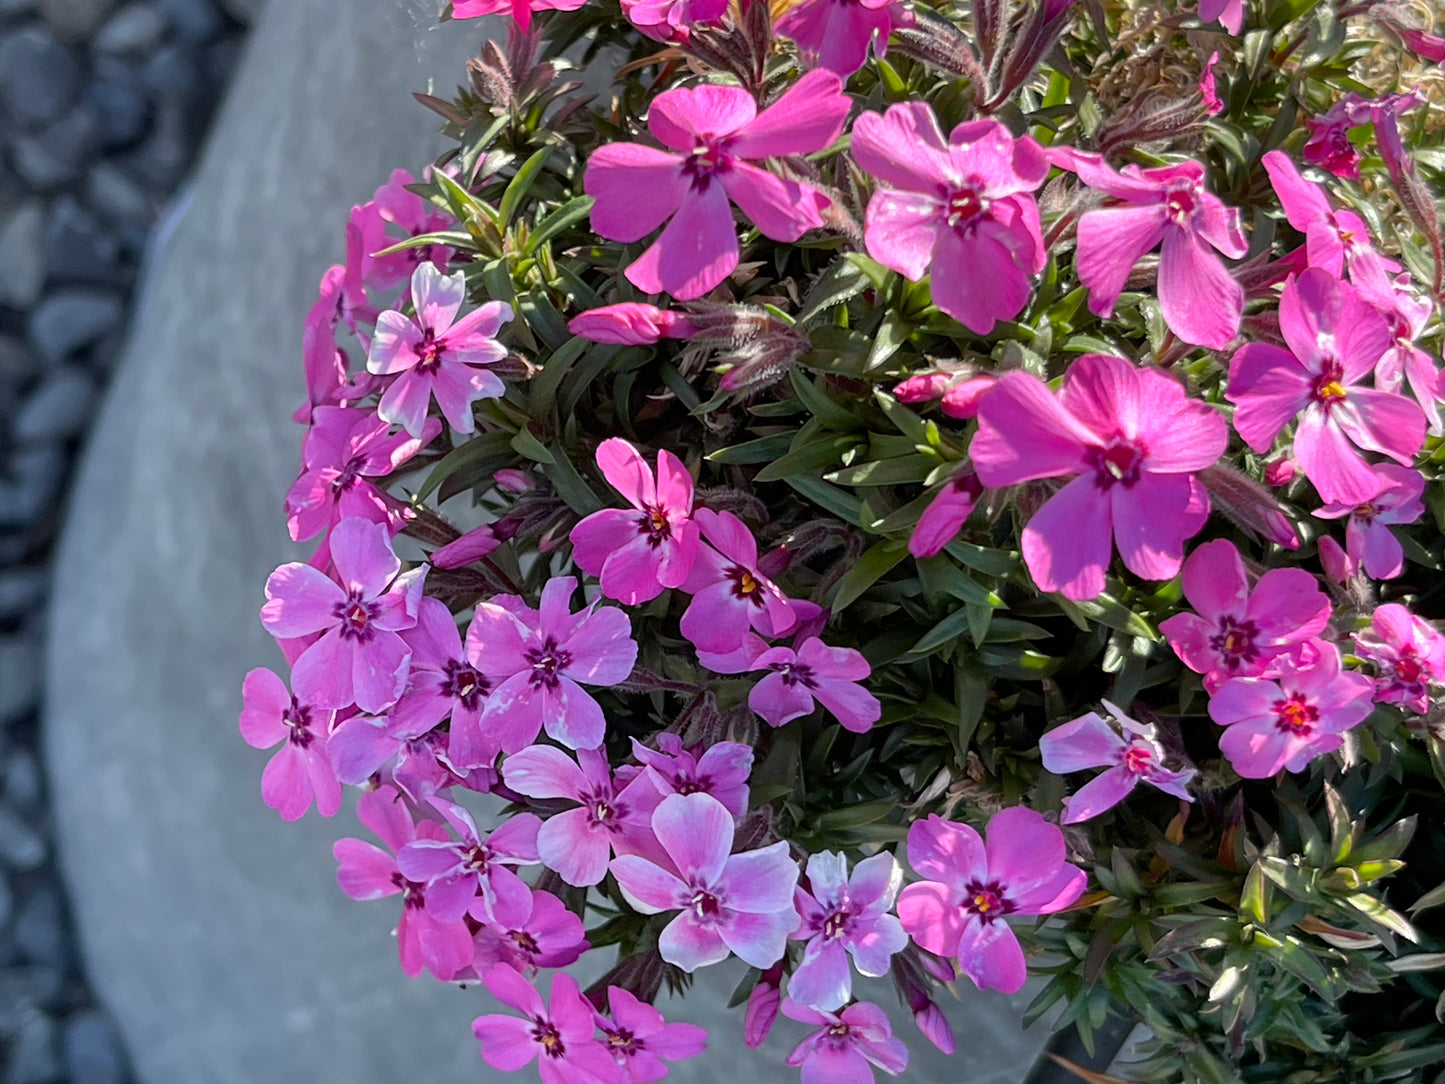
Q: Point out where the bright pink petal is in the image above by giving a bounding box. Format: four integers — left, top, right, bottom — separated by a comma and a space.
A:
864, 190, 942, 281
721, 909, 796, 969
290, 629, 356, 710
626, 181, 739, 300
648, 84, 756, 151
502, 744, 587, 799
610, 855, 689, 913
906, 815, 985, 887
896, 881, 965, 957
239, 668, 291, 748
1180, 538, 1249, 621
849, 103, 955, 191
260, 563, 345, 637
1077, 204, 1169, 318
659, 913, 732, 971
584, 143, 688, 242
970, 372, 1096, 486
653, 792, 733, 886
930, 227, 1033, 334
334, 839, 400, 900
1111, 472, 1208, 582
721, 162, 827, 242
1294, 407, 1382, 506
538, 808, 611, 886
1158, 226, 1242, 349
720, 842, 797, 912
1039, 712, 1127, 773
1060, 765, 1138, 823
730, 69, 849, 159
261, 744, 315, 822
956, 919, 1027, 993
1021, 474, 1115, 599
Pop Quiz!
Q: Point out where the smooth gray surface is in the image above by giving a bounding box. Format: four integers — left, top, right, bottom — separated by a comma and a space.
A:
44, 0, 1054, 1078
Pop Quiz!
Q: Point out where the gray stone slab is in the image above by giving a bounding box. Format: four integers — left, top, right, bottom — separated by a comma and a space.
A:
44, 0, 1055, 1079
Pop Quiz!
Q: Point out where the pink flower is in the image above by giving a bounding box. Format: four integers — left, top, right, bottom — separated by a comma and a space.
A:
470, 576, 639, 752
680, 509, 798, 652
897, 808, 1087, 993
1057, 150, 1247, 348
452, 0, 587, 29
470, 887, 590, 976
744, 969, 783, 1048
1314, 463, 1424, 580
333, 785, 475, 980
609, 792, 799, 971
970, 354, 1227, 600
238, 667, 340, 821
1363, 276, 1444, 434
1318, 534, 1358, 584
295, 266, 355, 424
1208, 642, 1374, 777
390, 596, 496, 768
851, 105, 1048, 334
431, 523, 502, 570
1226, 269, 1426, 506
568, 303, 699, 345
789, 851, 908, 1011
395, 796, 542, 923
345, 169, 451, 298
584, 71, 850, 299
503, 745, 664, 887
748, 638, 881, 734
621, 0, 727, 42
1354, 604, 1445, 714
628, 733, 754, 816
1039, 701, 1196, 823
1158, 539, 1332, 692
471, 968, 621, 1083
1199, 0, 1243, 34
908, 472, 983, 558
1302, 97, 1364, 179
1199, 52, 1223, 115
571, 439, 701, 605
260, 518, 425, 713
775, 0, 897, 76
594, 986, 709, 1082
781, 999, 909, 1084
367, 263, 510, 437
285, 407, 437, 541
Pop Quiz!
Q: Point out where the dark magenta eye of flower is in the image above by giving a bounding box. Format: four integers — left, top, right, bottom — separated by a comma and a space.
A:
606, 1029, 639, 1055
532, 1021, 565, 1057
962, 879, 1013, 922
332, 457, 364, 493
1165, 185, 1197, 221
442, 660, 488, 708
464, 844, 491, 873
946, 182, 988, 228
638, 504, 672, 546
826, 1023, 851, 1039
1122, 744, 1154, 773
689, 889, 721, 921
685, 140, 732, 182
727, 566, 765, 605
774, 661, 817, 689
1090, 436, 1147, 487
1273, 694, 1319, 735
509, 929, 540, 955
1394, 650, 1424, 685
822, 909, 850, 940
525, 637, 572, 688
1209, 615, 1260, 667
417, 327, 445, 369
1313, 359, 1348, 406
401, 880, 426, 909
334, 593, 379, 641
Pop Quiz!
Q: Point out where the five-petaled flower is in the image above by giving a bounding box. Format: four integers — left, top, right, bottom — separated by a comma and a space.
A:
594, 985, 709, 1082
471, 967, 622, 1083
781, 999, 910, 1084
680, 509, 798, 653
1353, 604, 1445, 715
789, 851, 909, 1011
239, 667, 340, 822
748, 637, 881, 733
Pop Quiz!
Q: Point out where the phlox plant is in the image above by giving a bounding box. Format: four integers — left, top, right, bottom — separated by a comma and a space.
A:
239, 0, 1445, 1081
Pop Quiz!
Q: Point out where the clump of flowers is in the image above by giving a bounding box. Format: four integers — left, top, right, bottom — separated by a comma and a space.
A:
239, 2, 1445, 1081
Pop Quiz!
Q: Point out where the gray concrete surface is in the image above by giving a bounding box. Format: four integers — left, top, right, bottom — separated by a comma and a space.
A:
43, 0, 1054, 1079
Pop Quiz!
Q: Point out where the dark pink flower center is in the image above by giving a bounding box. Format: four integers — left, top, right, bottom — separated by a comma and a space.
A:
962, 879, 1013, 924
532, 1019, 566, 1058
526, 637, 573, 689
826, 1023, 852, 1041
509, 928, 541, 955
1122, 744, 1154, 773
605, 1027, 642, 1058
1089, 435, 1147, 488
398, 877, 427, 910
441, 658, 489, 709
417, 327, 446, 372
1273, 693, 1319, 735
1209, 615, 1260, 670
672, 770, 708, 795
463, 843, 492, 874
726, 566, 767, 607
637, 504, 673, 547
332, 456, 365, 494
335, 592, 380, 641
1353, 501, 1378, 524
1313, 359, 1348, 409
1164, 185, 1197, 223
586, 793, 625, 832
284, 696, 315, 748
1392, 648, 1424, 687
771, 660, 817, 689
689, 888, 723, 923
822, 908, 851, 941
685, 139, 733, 186
946, 181, 989, 230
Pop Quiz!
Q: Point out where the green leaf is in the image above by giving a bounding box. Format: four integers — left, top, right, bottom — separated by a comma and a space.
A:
525, 195, 594, 254
785, 475, 864, 526
911, 608, 976, 655
796, 257, 872, 323
499, 146, 553, 228
826, 455, 936, 487
865, 311, 912, 371
708, 432, 796, 465
753, 435, 862, 483
413, 430, 515, 504
830, 541, 908, 612
544, 443, 602, 515
510, 427, 555, 464
529, 336, 594, 416
789, 369, 862, 431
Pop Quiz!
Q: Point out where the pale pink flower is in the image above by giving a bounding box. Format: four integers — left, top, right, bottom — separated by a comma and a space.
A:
776, 0, 898, 76
585, 71, 850, 299
744, 968, 783, 1049
367, 263, 510, 438
1199, 0, 1242, 34
345, 169, 451, 296
680, 509, 798, 652
568, 303, 699, 345
1039, 701, 1196, 823
333, 785, 475, 980
571, 439, 701, 605
471, 968, 621, 1083
781, 999, 909, 1084
621, 0, 727, 41
908, 472, 983, 558
1354, 604, 1445, 714
851, 105, 1048, 334
390, 596, 495, 768
748, 638, 881, 733
1314, 463, 1424, 580
260, 518, 426, 713
452, 0, 587, 29
395, 795, 542, 924
1226, 269, 1426, 506
897, 808, 1086, 993
594, 986, 708, 1082
470, 887, 590, 976
788, 851, 908, 1011
238, 667, 340, 821
1362, 275, 1444, 434
1158, 539, 1332, 692
1056, 150, 1247, 348
470, 576, 639, 752
431, 523, 502, 570
503, 745, 664, 887
628, 733, 754, 816
970, 354, 1227, 600
609, 793, 799, 971
1209, 641, 1374, 777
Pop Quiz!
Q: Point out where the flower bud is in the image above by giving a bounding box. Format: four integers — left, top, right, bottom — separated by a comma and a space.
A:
431, 524, 501, 569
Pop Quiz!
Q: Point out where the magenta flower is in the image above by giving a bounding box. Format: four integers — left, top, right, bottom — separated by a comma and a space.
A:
1364, 276, 1444, 434
851, 105, 1048, 334
609, 792, 799, 971
908, 472, 983, 558
1208, 642, 1374, 777
584, 71, 851, 299
744, 969, 783, 1049
285, 407, 437, 542
748, 638, 881, 734
390, 596, 495, 768
781, 999, 909, 1084
1199, 52, 1223, 115
1354, 604, 1445, 714
431, 523, 502, 570
897, 808, 1087, 993
789, 851, 908, 1011
296, 266, 354, 424
1302, 97, 1364, 179
1199, 0, 1242, 33
594, 986, 708, 1083
1058, 150, 1247, 348
629, 733, 754, 817
260, 517, 425, 713
1314, 463, 1424, 580
366, 263, 510, 438
472, 968, 620, 1083
568, 303, 699, 345
1039, 701, 1196, 823
571, 439, 701, 605
470, 576, 639, 753
503, 745, 664, 887
238, 667, 340, 821
452, 0, 587, 29
621, 0, 727, 42
345, 169, 451, 298
471, 887, 590, 976
333, 785, 475, 980
680, 509, 798, 652
775, 0, 897, 76
1158, 539, 1332, 692
395, 796, 542, 924
970, 354, 1227, 600
1226, 269, 1426, 506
